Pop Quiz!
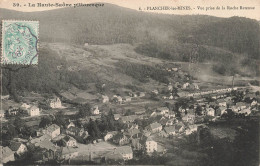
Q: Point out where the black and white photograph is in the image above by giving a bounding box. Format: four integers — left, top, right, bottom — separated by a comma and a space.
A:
0, 0, 259, 165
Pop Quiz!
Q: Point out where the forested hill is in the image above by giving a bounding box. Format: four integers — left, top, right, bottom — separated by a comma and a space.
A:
0, 4, 259, 58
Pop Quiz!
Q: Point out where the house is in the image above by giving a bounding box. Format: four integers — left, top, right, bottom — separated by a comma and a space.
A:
145, 122, 162, 133
168, 84, 173, 91
114, 146, 133, 160
101, 95, 109, 103
104, 131, 118, 141
177, 92, 188, 98
152, 90, 159, 95
131, 138, 143, 150
239, 108, 251, 116
166, 119, 175, 126
175, 124, 185, 133
144, 137, 157, 153
190, 83, 199, 90
251, 100, 258, 106
159, 117, 168, 126
159, 130, 168, 137
66, 121, 75, 129
8, 107, 18, 116
185, 125, 198, 135
182, 114, 195, 123
61, 147, 78, 160
164, 126, 176, 136
245, 93, 256, 100
0, 146, 15, 163
0, 109, 5, 118
182, 82, 190, 89
217, 99, 227, 107
166, 111, 175, 118
156, 107, 169, 115
66, 126, 88, 138
236, 102, 247, 110
172, 67, 178, 72
128, 123, 139, 130
114, 114, 121, 121
206, 108, 215, 117
231, 106, 240, 113
135, 110, 146, 115
113, 133, 130, 146
139, 92, 146, 97
125, 128, 141, 138
28, 105, 40, 116
216, 106, 227, 116
120, 115, 138, 123
113, 95, 123, 104
31, 135, 52, 144
150, 111, 157, 117
123, 96, 132, 103
208, 102, 217, 107
9, 142, 27, 156
33, 139, 60, 159
45, 124, 60, 139
91, 105, 99, 115
62, 136, 77, 147
49, 97, 62, 108
20, 103, 31, 110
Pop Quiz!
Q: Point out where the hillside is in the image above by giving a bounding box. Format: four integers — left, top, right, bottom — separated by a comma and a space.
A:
0, 4, 259, 97
0, 4, 259, 56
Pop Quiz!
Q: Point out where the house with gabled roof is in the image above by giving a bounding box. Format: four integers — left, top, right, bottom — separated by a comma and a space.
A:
114, 114, 121, 120
143, 137, 157, 154
145, 122, 162, 133
216, 106, 227, 116
101, 95, 109, 103
28, 105, 40, 116
9, 142, 27, 156
104, 131, 118, 141
91, 105, 100, 115
217, 99, 227, 107
0, 146, 15, 163
185, 124, 198, 135
112, 133, 130, 146
49, 97, 62, 108
156, 107, 169, 115
206, 108, 215, 117
114, 146, 133, 160
164, 126, 176, 136
45, 124, 60, 139
61, 147, 78, 160
66, 126, 88, 138
62, 136, 77, 147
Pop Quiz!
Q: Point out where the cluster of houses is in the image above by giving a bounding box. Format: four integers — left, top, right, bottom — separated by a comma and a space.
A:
2, 97, 63, 119
1, 77, 259, 164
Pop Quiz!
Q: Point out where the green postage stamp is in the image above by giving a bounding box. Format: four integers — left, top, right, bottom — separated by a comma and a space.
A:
1, 20, 39, 65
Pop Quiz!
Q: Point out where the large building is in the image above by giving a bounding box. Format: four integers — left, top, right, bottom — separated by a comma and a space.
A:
145, 137, 157, 153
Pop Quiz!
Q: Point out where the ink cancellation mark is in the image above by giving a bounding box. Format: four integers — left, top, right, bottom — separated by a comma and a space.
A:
1, 20, 39, 65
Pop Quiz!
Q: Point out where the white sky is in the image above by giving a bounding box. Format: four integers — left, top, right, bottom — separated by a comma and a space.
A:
0, 0, 260, 20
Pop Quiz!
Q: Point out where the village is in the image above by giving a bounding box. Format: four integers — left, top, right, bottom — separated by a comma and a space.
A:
0, 65, 259, 165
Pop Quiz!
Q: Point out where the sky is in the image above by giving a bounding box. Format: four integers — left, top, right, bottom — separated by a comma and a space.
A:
0, 0, 260, 20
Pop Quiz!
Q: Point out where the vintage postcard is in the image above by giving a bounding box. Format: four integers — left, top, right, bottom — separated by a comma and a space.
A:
0, 0, 259, 165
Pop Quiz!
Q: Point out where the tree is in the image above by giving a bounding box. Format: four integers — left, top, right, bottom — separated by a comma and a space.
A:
13, 116, 26, 133
78, 103, 91, 118
54, 111, 66, 129
39, 116, 52, 128
195, 105, 203, 116
2, 65, 31, 102
86, 119, 101, 139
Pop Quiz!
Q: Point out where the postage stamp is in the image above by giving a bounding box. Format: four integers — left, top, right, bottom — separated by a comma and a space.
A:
1, 20, 39, 65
